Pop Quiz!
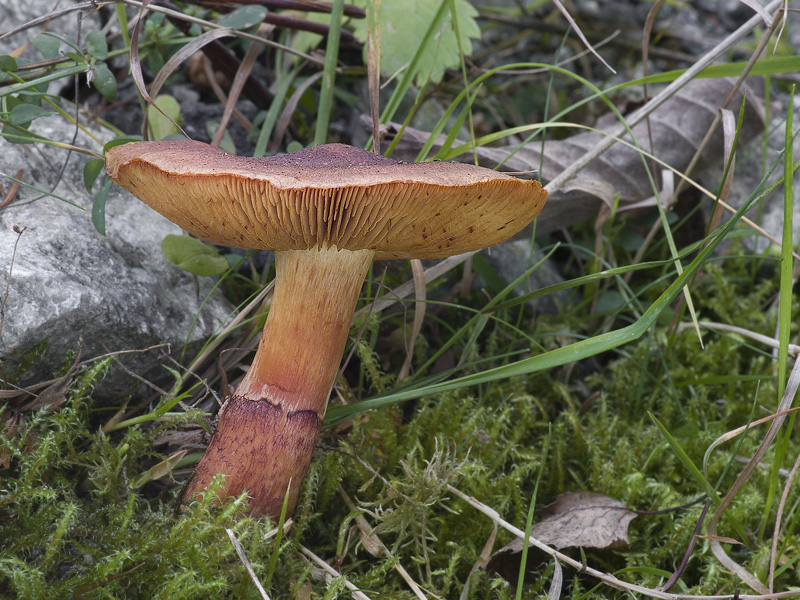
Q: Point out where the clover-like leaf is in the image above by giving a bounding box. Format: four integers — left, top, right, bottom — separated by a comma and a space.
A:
32, 33, 60, 59
217, 5, 268, 30
92, 62, 117, 102
85, 31, 108, 61
84, 159, 106, 192
147, 94, 183, 140
10, 104, 52, 127
161, 234, 229, 276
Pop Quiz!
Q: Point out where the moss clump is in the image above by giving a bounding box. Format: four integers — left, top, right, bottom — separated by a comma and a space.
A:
0, 361, 284, 599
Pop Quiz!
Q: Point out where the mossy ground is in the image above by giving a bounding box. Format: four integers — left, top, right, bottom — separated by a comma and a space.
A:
2, 237, 798, 599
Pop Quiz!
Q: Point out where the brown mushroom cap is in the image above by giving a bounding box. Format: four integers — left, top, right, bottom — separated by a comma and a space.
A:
105, 140, 548, 260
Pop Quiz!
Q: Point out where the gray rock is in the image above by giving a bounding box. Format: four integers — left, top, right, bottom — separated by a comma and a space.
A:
0, 1, 97, 59
1, 1, 232, 393
0, 121, 233, 394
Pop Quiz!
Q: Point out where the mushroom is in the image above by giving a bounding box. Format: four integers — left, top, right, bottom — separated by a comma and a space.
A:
105, 140, 548, 517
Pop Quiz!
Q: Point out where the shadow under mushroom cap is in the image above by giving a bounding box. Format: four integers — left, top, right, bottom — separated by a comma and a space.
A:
105, 140, 548, 260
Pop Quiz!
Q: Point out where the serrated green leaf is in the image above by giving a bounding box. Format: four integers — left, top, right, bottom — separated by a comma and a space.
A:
85, 31, 109, 60
83, 159, 105, 192
9, 103, 52, 127
351, 0, 480, 85
31, 33, 61, 60
93, 177, 112, 236
161, 234, 229, 276
0, 55, 18, 71
217, 5, 268, 30
92, 62, 117, 102
147, 94, 182, 140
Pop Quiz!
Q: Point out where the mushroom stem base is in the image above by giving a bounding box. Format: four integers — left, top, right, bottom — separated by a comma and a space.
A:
188, 395, 321, 517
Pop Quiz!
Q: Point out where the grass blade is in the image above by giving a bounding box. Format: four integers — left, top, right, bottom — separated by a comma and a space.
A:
313, 0, 345, 146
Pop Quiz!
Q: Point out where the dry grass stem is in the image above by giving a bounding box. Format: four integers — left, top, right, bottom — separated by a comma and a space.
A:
113, 0, 324, 64
677, 321, 800, 356
130, 0, 189, 139
225, 528, 271, 600
0, 225, 25, 341
298, 545, 372, 600
355, 252, 477, 319
0, 168, 23, 210
201, 57, 252, 132
184, 282, 274, 386
707, 356, 800, 593
458, 522, 497, 600
397, 259, 426, 382
769, 451, 800, 592
548, 0, 615, 73
211, 25, 269, 147
669, 8, 781, 206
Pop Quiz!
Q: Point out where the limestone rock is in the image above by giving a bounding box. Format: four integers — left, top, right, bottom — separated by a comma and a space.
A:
0, 124, 233, 393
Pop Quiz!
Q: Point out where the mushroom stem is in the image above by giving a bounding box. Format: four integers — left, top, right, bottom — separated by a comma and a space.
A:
185, 246, 374, 517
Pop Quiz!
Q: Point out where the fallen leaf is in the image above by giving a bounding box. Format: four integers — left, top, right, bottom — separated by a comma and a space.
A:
534, 491, 637, 550
486, 492, 637, 584
19, 374, 71, 412
377, 77, 765, 236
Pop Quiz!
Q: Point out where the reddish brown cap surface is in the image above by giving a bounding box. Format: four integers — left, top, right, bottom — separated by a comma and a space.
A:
105, 140, 548, 260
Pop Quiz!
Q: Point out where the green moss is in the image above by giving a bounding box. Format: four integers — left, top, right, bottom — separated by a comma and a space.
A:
0, 364, 294, 599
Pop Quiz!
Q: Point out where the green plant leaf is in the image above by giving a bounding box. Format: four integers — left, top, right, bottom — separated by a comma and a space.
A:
63, 51, 84, 63
649, 412, 714, 496
83, 159, 105, 192
205, 121, 236, 154
40, 31, 83, 54
92, 62, 117, 102
93, 177, 112, 236
217, 5, 268, 30
9, 103, 52, 127
85, 31, 108, 60
104, 137, 141, 153
0, 55, 18, 71
351, 0, 481, 85
161, 234, 229, 276
31, 33, 61, 60
147, 94, 183, 140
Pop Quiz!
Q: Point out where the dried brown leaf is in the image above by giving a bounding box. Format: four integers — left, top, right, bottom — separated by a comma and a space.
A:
380, 78, 764, 236
534, 491, 636, 550
19, 374, 72, 412
486, 492, 636, 584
